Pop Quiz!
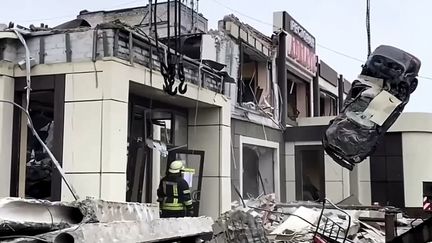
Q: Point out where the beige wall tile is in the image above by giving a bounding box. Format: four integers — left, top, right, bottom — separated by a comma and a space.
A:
100, 173, 127, 202
63, 102, 102, 172
61, 173, 101, 201
101, 100, 128, 173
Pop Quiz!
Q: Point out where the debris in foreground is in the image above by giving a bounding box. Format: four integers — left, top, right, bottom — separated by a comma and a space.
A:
212, 194, 426, 243
0, 197, 213, 243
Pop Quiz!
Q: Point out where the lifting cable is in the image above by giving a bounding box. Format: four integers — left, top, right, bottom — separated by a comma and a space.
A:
153, 0, 187, 96
153, 0, 174, 95
177, 0, 187, 94
366, 0, 371, 57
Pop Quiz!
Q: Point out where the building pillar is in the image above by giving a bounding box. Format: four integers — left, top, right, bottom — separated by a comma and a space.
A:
313, 62, 320, 117
0, 75, 14, 197
61, 62, 129, 201
277, 32, 287, 127
338, 74, 344, 113
188, 103, 231, 219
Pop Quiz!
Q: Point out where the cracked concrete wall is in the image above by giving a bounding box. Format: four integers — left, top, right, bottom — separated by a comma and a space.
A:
202, 32, 239, 105
78, 3, 207, 38
14, 30, 113, 65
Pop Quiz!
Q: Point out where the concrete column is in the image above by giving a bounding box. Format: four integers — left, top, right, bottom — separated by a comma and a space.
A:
313, 63, 320, 117
277, 32, 287, 127
324, 153, 351, 203
61, 63, 129, 202
284, 142, 296, 202
357, 157, 372, 205
188, 103, 231, 219
338, 75, 344, 113
0, 75, 14, 197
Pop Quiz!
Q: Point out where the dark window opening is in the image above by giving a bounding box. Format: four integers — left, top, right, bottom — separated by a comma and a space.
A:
319, 91, 338, 116
25, 91, 55, 200
295, 146, 325, 201
287, 79, 299, 120
11, 75, 65, 201
288, 78, 311, 119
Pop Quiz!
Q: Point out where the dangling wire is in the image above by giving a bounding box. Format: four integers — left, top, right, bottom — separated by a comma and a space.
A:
366, 0, 371, 57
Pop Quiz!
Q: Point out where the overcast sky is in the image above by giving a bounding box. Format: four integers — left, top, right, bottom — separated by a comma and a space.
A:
1, 0, 431, 112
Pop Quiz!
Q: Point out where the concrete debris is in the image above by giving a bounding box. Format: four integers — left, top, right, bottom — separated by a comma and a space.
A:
0, 197, 83, 236
0, 197, 212, 243
7, 217, 214, 243
216, 195, 421, 243
72, 198, 159, 223
213, 209, 270, 243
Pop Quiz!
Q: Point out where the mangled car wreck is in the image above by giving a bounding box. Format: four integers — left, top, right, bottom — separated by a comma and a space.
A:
323, 45, 421, 170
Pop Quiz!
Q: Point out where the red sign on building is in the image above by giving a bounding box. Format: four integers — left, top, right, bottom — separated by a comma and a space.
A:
287, 34, 317, 74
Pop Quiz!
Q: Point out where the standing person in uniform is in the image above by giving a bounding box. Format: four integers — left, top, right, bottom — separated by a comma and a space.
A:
157, 160, 194, 218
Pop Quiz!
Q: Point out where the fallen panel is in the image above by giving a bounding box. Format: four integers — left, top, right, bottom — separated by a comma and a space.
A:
0, 197, 83, 236
73, 198, 159, 223
7, 217, 214, 243
323, 45, 421, 170
271, 206, 320, 235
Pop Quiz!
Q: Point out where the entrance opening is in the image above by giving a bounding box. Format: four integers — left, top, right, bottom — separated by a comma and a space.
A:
242, 145, 275, 198
167, 150, 205, 216
295, 146, 325, 201
126, 96, 189, 203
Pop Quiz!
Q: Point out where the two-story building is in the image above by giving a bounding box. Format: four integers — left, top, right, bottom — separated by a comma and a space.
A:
1, 2, 431, 219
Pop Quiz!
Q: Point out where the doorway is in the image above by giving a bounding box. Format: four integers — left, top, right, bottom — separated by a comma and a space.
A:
126, 96, 189, 203
295, 145, 325, 201
167, 150, 205, 216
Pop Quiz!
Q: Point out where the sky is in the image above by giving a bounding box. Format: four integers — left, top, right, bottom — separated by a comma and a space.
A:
1, 0, 431, 112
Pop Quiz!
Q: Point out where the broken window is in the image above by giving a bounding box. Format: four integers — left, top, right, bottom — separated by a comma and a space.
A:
242, 145, 275, 198
319, 91, 338, 116
287, 78, 311, 120
11, 76, 65, 201
25, 91, 55, 200
238, 45, 273, 114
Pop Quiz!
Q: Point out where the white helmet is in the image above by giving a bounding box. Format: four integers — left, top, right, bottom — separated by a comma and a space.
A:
169, 160, 185, 173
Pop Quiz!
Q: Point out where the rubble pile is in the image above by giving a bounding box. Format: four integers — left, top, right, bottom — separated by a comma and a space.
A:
213, 195, 422, 243
0, 197, 213, 243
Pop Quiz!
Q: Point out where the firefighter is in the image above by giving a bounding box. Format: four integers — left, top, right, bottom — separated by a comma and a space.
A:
157, 160, 194, 218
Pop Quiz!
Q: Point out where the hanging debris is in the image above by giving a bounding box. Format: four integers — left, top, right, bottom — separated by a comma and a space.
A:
323, 45, 421, 170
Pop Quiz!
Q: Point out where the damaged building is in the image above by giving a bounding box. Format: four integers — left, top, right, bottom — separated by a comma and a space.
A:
1, 1, 432, 229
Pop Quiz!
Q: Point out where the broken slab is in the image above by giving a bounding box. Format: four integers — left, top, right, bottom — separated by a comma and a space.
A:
73, 198, 159, 223
271, 206, 320, 235
0, 197, 83, 236
0, 197, 159, 237
7, 217, 214, 243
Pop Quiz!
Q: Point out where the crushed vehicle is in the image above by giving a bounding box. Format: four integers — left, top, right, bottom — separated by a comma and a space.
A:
323, 45, 421, 170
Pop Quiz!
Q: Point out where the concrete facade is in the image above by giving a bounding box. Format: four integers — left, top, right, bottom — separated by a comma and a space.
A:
0, 23, 231, 219
2, 5, 429, 222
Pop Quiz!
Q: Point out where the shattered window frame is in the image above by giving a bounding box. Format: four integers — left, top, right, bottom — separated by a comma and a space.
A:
10, 75, 66, 201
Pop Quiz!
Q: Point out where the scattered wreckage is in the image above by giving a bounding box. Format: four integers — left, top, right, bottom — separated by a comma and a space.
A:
0, 197, 213, 243
211, 194, 430, 243
323, 45, 421, 170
